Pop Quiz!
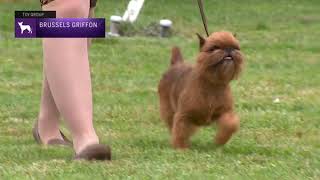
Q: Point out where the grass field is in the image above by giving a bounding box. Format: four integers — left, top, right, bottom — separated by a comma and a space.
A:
0, 0, 320, 179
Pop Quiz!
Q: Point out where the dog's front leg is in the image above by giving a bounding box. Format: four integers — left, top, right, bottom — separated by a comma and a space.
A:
171, 113, 197, 149
214, 112, 239, 145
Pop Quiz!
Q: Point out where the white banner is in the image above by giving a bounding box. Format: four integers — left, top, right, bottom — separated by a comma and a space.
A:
122, 0, 145, 23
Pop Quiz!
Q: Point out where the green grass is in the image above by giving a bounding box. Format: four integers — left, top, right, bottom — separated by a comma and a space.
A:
1, 0, 320, 179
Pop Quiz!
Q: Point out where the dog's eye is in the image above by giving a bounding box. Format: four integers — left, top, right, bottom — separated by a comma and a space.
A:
208, 46, 220, 52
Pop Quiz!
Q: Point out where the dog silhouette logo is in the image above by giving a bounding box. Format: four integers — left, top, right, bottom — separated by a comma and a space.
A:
18, 22, 33, 34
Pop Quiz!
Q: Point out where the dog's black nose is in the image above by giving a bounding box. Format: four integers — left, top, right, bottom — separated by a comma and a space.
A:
225, 47, 234, 54
224, 48, 234, 58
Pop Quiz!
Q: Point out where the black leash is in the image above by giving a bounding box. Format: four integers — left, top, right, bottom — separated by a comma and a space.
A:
197, 0, 209, 37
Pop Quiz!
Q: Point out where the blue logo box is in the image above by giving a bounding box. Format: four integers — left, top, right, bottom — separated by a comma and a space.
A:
15, 18, 105, 38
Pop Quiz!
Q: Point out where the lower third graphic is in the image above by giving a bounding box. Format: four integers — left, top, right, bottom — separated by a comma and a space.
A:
15, 18, 36, 38
18, 22, 33, 34
15, 18, 105, 38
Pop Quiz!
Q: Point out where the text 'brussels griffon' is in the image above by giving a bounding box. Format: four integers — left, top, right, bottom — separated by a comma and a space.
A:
158, 31, 244, 149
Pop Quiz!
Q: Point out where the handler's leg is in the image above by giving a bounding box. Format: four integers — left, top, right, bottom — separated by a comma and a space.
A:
37, 72, 64, 144
38, 0, 99, 145
42, 0, 99, 153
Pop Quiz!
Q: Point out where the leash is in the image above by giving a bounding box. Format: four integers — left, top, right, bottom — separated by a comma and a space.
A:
197, 0, 209, 37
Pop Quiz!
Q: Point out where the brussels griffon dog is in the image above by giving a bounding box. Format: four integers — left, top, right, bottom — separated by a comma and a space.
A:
158, 31, 244, 149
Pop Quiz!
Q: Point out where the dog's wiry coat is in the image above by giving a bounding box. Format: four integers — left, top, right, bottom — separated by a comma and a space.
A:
158, 31, 244, 149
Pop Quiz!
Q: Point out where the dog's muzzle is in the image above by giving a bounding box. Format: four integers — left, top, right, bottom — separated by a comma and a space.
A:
222, 48, 235, 61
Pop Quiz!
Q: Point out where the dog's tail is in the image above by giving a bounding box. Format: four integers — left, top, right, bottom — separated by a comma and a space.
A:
171, 46, 183, 66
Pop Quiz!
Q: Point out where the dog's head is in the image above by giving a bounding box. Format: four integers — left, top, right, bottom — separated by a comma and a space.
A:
195, 31, 244, 85
18, 22, 23, 25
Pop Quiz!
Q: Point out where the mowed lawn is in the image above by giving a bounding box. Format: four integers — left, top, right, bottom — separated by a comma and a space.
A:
0, 0, 320, 179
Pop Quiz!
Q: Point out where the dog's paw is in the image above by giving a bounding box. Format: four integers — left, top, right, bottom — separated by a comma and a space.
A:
172, 142, 190, 150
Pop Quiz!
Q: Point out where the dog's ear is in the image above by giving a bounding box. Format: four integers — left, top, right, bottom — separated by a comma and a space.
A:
196, 33, 205, 50
233, 33, 237, 38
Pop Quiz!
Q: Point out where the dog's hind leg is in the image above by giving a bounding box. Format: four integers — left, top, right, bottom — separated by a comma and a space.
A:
171, 113, 197, 149
214, 112, 239, 145
159, 97, 174, 132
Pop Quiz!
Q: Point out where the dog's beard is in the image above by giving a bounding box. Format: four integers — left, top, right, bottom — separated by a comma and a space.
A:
218, 59, 236, 80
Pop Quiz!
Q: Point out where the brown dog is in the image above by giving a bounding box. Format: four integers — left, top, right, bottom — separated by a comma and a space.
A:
158, 31, 244, 149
